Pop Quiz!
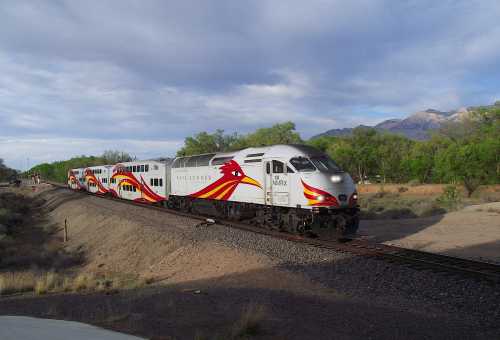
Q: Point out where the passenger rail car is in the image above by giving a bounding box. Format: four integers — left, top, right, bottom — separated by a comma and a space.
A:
108, 160, 169, 203
67, 145, 359, 236
67, 168, 86, 190
84, 165, 112, 195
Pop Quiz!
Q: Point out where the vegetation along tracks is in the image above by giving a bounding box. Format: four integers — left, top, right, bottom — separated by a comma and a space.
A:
46, 182, 500, 284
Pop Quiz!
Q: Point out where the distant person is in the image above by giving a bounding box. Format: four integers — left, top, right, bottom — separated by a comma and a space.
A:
31, 173, 35, 185
36, 173, 41, 184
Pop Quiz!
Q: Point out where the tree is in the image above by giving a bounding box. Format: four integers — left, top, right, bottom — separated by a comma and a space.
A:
376, 134, 414, 183
176, 130, 241, 156
176, 122, 303, 156
0, 158, 18, 182
102, 150, 134, 164
308, 135, 338, 152
235, 121, 303, 149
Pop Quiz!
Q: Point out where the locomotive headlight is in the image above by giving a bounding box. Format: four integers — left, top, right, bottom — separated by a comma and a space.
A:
352, 193, 358, 200
330, 175, 343, 183
317, 195, 325, 202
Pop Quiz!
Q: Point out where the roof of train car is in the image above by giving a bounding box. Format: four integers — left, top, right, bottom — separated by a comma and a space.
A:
173, 144, 326, 162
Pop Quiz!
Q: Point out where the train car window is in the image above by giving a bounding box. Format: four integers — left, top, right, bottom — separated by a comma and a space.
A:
287, 166, 295, 173
310, 156, 342, 173
266, 162, 270, 174
196, 153, 215, 167
244, 159, 261, 163
154, 178, 159, 186
272, 160, 284, 174
145, 164, 149, 172
140, 165, 145, 172
159, 178, 163, 186
133, 186, 137, 192
290, 157, 316, 172
186, 157, 197, 167
150, 178, 153, 186
132, 165, 136, 172
211, 156, 233, 166
246, 153, 265, 157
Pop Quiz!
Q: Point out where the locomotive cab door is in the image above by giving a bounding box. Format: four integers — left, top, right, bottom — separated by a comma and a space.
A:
264, 159, 290, 206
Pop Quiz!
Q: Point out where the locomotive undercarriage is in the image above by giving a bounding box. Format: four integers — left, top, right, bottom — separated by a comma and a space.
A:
167, 196, 359, 238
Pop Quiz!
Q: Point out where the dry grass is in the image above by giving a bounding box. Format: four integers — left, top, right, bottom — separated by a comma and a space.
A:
34, 272, 59, 295
0, 271, 149, 297
0, 272, 37, 295
72, 273, 97, 291
231, 303, 267, 338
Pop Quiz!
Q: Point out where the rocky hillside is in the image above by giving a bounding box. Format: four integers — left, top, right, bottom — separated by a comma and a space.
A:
314, 102, 499, 140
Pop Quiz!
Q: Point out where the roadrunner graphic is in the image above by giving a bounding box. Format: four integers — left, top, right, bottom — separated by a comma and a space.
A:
190, 160, 262, 200
110, 166, 165, 203
84, 169, 108, 194
301, 180, 339, 207
68, 170, 83, 189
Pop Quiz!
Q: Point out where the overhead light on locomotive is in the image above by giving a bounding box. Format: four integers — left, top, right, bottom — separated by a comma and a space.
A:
330, 175, 343, 183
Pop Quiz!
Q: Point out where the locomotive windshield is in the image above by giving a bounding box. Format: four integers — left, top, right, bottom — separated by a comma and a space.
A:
310, 156, 342, 173
290, 157, 316, 172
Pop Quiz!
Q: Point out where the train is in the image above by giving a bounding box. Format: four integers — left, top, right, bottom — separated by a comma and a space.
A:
67, 144, 359, 237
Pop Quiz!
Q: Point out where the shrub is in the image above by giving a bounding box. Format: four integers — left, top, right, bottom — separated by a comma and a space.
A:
231, 303, 266, 338
35, 272, 59, 295
437, 185, 461, 209
0, 272, 36, 295
398, 186, 408, 193
407, 179, 421, 186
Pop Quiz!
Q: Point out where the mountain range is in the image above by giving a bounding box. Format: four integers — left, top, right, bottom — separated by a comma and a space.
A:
313, 104, 496, 140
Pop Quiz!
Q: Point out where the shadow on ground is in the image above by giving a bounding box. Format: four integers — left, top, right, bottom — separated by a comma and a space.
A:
0, 263, 498, 340
358, 214, 445, 243
0, 191, 85, 271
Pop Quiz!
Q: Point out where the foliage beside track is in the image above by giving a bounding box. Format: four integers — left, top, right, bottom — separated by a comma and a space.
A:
27, 151, 133, 184
176, 121, 302, 156
0, 159, 18, 182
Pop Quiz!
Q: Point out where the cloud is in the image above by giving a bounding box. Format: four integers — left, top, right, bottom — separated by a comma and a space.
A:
0, 136, 183, 170
1, 0, 500, 169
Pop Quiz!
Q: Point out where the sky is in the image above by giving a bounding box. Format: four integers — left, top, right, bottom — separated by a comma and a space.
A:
1, 1, 500, 170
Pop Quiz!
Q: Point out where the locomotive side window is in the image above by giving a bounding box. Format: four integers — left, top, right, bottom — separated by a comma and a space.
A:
290, 157, 316, 172
196, 153, 216, 166
310, 156, 342, 172
266, 162, 270, 174
212, 156, 233, 166
287, 166, 294, 173
272, 160, 284, 174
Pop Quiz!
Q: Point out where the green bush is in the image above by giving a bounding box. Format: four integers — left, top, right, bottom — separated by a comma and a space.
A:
437, 185, 461, 209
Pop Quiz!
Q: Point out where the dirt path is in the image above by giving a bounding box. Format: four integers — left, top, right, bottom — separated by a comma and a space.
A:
359, 202, 500, 263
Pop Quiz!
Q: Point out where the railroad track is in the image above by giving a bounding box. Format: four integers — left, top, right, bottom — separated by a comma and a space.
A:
43, 182, 500, 284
